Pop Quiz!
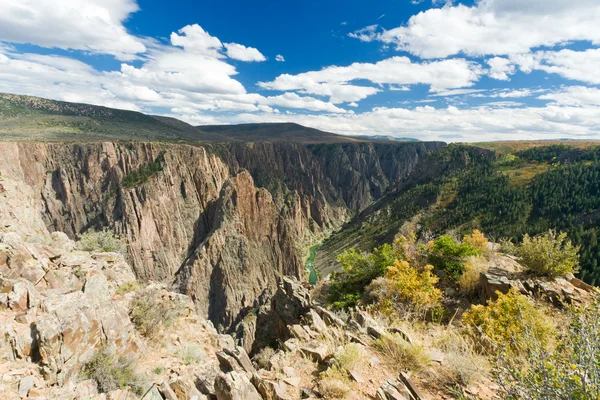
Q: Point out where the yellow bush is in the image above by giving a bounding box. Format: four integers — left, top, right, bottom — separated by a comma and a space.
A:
463, 229, 488, 254
367, 260, 442, 319
462, 288, 554, 355
457, 256, 488, 296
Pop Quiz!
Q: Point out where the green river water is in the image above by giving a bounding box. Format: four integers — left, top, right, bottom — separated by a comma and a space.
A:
306, 244, 320, 285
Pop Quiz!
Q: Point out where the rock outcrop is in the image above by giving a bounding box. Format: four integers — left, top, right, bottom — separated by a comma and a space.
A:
0, 141, 442, 332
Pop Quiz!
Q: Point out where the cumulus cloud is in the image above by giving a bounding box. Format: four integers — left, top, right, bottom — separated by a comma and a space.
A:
539, 86, 600, 106
261, 93, 348, 113
351, 0, 600, 58
487, 57, 516, 81
0, 0, 146, 60
275, 54, 285, 62
259, 57, 483, 103
224, 43, 266, 62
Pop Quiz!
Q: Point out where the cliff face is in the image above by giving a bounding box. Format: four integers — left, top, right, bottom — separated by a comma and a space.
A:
0, 140, 444, 331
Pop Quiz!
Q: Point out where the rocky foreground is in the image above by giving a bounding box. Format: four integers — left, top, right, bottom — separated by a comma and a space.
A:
0, 227, 434, 400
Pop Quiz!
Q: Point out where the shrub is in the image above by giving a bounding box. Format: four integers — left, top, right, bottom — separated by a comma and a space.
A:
516, 230, 580, 278
254, 346, 276, 370
366, 260, 442, 320
457, 256, 488, 296
328, 243, 401, 309
177, 343, 205, 365
318, 377, 350, 399
115, 281, 139, 295
463, 229, 489, 254
78, 230, 125, 254
494, 298, 600, 399
427, 235, 480, 281
129, 290, 184, 338
82, 346, 143, 394
462, 288, 554, 355
373, 334, 431, 374
333, 343, 363, 373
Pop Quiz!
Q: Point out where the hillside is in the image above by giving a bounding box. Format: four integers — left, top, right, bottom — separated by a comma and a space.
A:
0, 93, 412, 144
315, 143, 600, 285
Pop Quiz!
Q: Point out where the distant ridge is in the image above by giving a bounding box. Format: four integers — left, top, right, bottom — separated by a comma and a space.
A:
0, 92, 419, 144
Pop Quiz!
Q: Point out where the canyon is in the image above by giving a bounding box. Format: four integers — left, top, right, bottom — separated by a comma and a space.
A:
0, 140, 443, 332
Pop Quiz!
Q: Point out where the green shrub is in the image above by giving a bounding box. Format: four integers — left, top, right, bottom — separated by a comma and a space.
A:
516, 230, 580, 278
494, 298, 600, 399
332, 343, 363, 373
427, 235, 480, 281
129, 290, 184, 338
462, 288, 554, 355
115, 281, 139, 295
122, 151, 166, 188
82, 346, 143, 394
78, 230, 125, 253
328, 243, 401, 309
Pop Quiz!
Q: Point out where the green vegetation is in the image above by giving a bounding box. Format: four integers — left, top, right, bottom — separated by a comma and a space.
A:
82, 346, 143, 395
427, 235, 481, 281
122, 151, 166, 188
78, 230, 125, 253
493, 298, 600, 399
323, 143, 600, 284
516, 231, 580, 278
115, 281, 139, 295
327, 243, 402, 309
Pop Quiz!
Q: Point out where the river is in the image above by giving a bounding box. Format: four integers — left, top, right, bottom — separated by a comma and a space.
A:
305, 244, 321, 285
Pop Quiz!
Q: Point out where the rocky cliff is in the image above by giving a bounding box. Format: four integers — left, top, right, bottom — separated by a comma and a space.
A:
0, 140, 443, 331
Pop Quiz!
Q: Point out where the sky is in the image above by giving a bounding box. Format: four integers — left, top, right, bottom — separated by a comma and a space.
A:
0, 0, 600, 141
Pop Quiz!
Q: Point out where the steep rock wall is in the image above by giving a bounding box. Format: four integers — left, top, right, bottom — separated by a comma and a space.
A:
0, 140, 444, 331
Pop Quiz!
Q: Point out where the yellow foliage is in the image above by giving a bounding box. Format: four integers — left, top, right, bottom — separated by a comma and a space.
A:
462, 288, 554, 355
368, 260, 442, 319
463, 229, 488, 254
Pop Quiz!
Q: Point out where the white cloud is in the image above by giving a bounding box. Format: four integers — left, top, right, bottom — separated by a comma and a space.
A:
259, 57, 483, 103
488, 89, 537, 98
348, 102, 359, 107
432, 89, 486, 97
352, 0, 600, 59
539, 86, 600, 106
224, 43, 266, 62
170, 24, 224, 58
275, 54, 285, 62
487, 57, 516, 81
530, 48, 600, 85
348, 25, 379, 42
0, 0, 146, 60
261, 93, 348, 113
389, 85, 410, 91
225, 103, 600, 142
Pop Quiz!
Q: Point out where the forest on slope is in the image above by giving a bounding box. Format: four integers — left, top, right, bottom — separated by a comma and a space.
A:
317, 143, 600, 285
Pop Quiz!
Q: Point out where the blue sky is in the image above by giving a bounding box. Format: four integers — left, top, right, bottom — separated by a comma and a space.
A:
0, 0, 599, 141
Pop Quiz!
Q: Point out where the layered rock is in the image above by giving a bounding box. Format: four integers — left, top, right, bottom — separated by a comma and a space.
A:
0, 141, 443, 332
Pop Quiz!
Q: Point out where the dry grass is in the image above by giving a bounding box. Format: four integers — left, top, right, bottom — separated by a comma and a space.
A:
457, 256, 489, 296
318, 377, 350, 399
129, 290, 184, 339
373, 334, 431, 374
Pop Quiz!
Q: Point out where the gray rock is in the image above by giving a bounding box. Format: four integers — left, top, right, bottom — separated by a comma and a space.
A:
215, 371, 262, 400
18, 375, 34, 398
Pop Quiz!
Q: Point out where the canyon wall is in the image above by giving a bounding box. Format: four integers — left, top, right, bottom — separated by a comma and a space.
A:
0, 140, 443, 330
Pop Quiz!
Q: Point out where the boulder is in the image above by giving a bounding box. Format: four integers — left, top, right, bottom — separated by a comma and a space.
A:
300, 342, 330, 363
215, 371, 262, 400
